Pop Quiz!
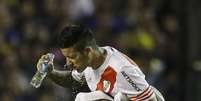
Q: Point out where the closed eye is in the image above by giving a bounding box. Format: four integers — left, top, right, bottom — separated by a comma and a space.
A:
66, 54, 76, 59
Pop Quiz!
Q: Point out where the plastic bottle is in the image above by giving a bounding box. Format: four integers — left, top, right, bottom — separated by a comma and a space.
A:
30, 53, 55, 88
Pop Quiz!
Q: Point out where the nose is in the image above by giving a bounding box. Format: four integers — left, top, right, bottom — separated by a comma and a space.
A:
66, 59, 72, 65
66, 58, 74, 66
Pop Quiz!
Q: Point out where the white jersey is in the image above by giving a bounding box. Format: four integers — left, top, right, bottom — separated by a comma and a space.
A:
72, 46, 155, 101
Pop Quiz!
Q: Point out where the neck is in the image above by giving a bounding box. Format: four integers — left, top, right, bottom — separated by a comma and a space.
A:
91, 47, 106, 69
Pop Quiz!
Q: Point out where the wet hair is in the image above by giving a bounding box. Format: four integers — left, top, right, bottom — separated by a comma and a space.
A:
57, 24, 97, 51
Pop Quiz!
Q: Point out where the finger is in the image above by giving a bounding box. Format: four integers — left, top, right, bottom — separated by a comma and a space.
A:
41, 55, 46, 59
38, 58, 45, 64
48, 61, 53, 66
37, 58, 45, 69
41, 55, 49, 60
36, 60, 42, 70
47, 62, 54, 72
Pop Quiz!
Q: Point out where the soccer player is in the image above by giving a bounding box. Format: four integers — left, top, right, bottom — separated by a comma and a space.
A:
37, 24, 165, 101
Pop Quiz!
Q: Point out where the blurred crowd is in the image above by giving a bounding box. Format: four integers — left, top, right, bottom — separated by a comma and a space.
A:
0, 0, 181, 101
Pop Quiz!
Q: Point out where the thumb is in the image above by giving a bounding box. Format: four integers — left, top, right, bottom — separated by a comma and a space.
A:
47, 62, 54, 73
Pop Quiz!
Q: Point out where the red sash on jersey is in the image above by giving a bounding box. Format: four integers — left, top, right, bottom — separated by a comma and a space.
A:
96, 66, 117, 94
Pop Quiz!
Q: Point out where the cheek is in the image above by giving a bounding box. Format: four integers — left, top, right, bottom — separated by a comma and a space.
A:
81, 56, 90, 66
87, 57, 92, 65
75, 56, 85, 65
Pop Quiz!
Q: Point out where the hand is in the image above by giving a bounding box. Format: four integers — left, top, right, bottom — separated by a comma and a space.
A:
36, 54, 54, 73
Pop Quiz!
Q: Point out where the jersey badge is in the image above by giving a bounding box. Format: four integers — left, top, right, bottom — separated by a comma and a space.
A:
103, 80, 111, 93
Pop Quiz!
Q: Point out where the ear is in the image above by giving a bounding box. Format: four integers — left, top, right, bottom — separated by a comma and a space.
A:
84, 47, 92, 56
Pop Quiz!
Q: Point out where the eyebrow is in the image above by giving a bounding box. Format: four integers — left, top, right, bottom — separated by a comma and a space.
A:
67, 56, 74, 59
66, 54, 76, 59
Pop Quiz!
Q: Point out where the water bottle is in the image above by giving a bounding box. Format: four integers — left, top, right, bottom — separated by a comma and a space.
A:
30, 53, 55, 88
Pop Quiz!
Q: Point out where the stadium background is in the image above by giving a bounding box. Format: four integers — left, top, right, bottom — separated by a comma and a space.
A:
0, 0, 201, 101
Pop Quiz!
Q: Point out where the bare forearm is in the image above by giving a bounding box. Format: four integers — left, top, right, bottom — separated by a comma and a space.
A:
47, 69, 90, 94
47, 69, 73, 87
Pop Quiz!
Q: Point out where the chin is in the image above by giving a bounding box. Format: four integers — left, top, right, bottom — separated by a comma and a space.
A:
76, 69, 83, 73
73, 67, 81, 72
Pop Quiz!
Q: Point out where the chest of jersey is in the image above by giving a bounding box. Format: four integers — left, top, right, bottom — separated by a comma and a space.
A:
85, 66, 117, 95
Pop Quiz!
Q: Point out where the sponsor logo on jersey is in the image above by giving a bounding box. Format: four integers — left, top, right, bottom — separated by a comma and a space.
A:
121, 71, 142, 91
103, 80, 111, 93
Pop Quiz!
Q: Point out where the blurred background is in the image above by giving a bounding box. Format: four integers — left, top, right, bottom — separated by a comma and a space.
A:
0, 0, 201, 101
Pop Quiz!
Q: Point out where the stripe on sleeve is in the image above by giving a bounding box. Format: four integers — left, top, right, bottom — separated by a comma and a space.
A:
131, 86, 154, 101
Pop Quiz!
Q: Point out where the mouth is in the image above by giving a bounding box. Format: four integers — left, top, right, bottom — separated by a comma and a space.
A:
72, 66, 80, 70
73, 68, 82, 73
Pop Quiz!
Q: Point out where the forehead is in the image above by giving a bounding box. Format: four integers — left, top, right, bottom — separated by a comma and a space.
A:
60, 47, 78, 57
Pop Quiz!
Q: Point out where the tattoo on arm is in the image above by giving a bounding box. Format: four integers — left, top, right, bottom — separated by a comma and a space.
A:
47, 69, 73, 87
47, 69, 90, 98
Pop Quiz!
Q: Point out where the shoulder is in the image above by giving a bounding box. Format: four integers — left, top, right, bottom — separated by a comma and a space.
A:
102, 46, 118, 52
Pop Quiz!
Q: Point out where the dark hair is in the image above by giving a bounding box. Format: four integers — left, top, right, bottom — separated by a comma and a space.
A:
57, 24, 96, 51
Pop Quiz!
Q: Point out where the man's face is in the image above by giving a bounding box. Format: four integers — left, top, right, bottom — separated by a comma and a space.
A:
61, 47, 90, 72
